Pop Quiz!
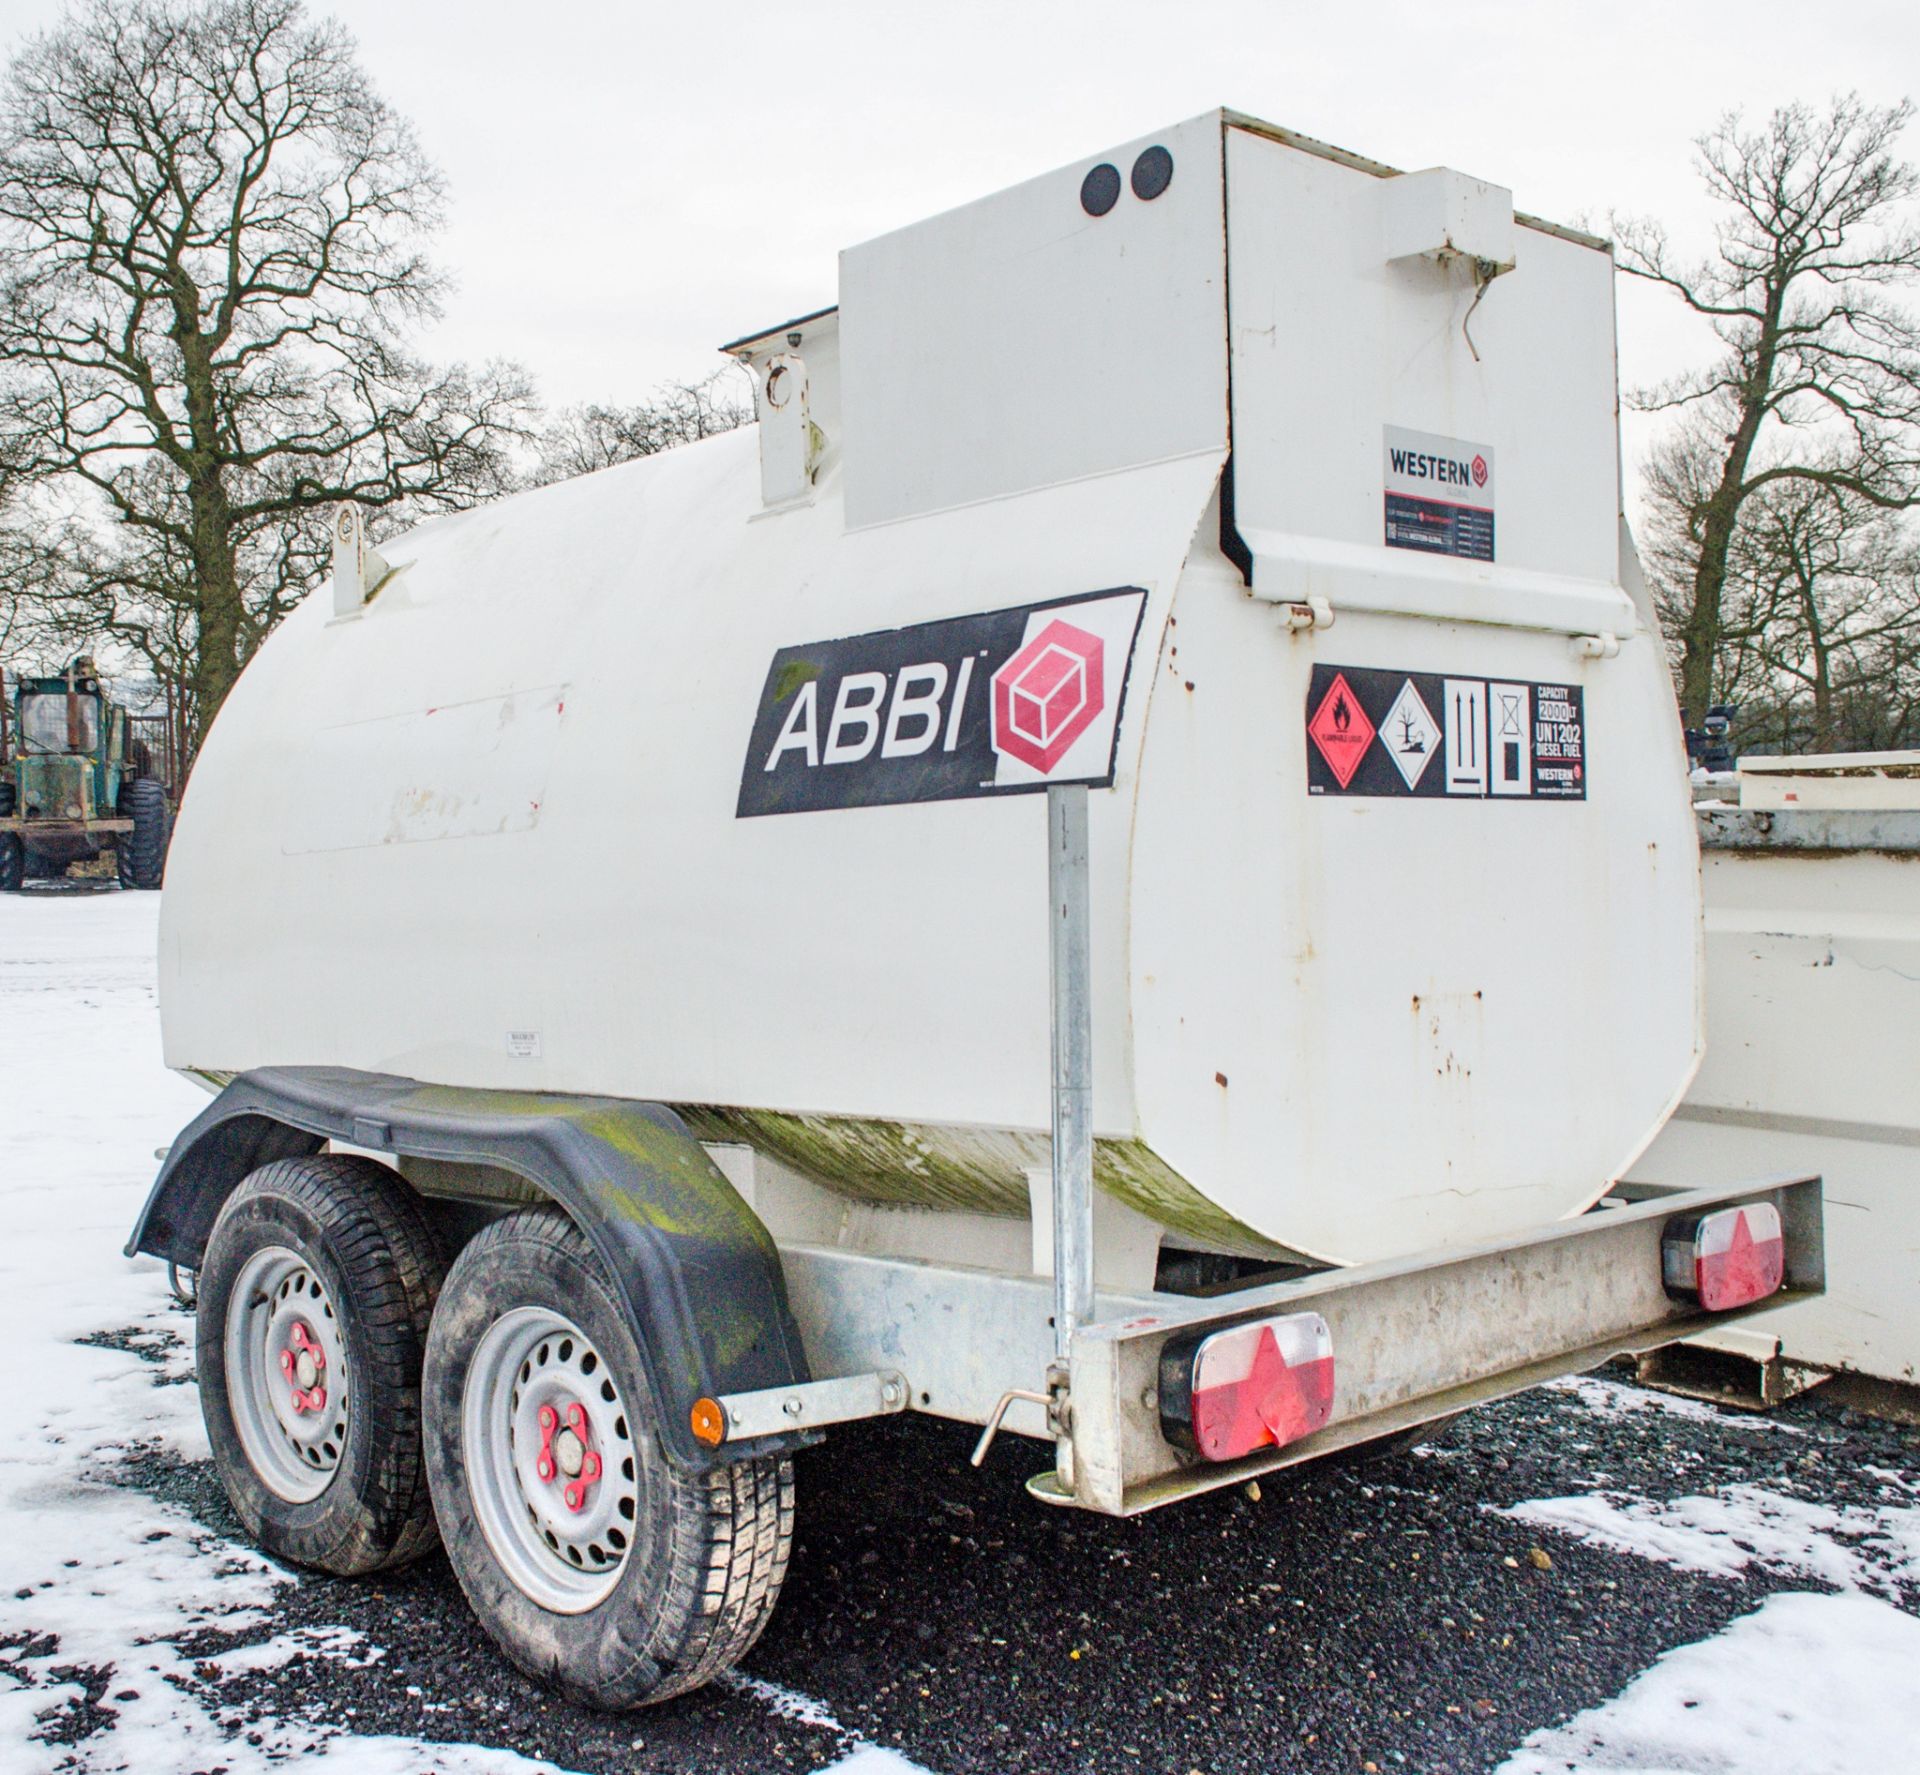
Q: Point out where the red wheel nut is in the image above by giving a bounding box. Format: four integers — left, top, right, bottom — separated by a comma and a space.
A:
535, 1403, 560, 1480
582, 1452, 602, 1482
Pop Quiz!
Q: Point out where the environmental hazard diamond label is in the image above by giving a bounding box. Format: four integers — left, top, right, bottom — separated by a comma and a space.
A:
1380, 679, 1440, 790
1305, 672, 1375, 789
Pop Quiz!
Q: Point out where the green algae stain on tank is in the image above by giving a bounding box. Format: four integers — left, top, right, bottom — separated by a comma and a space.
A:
674, 1105, 1291, 1259
678, 1105, 1033, 1214
771, 658, 822, 704
1093, 1137, 1292, 1258
386, 1081, 1288, 1259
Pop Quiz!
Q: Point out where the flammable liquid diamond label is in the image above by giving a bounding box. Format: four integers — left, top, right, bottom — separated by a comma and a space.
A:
1305, 673, 1376, 790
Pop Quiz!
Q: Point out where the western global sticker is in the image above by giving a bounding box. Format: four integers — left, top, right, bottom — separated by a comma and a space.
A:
1305, 663, 1585, 802
1383, 425, 1495, 563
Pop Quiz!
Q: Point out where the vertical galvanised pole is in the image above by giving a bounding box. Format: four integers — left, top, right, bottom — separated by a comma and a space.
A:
1048, 781, 1095, 1381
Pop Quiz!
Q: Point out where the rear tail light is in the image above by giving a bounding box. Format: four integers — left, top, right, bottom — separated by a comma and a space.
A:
1662, 1203, 1785, 1312
1159, 1311, 1335, 1462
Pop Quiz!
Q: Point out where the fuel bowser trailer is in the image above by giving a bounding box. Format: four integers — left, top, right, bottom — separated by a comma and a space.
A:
129, 112, 1825, 1708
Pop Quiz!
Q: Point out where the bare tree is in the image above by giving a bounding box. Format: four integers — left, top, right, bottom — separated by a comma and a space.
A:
1642, 412, 1920, 752
1617, 95, 1920, 728
530, 371, 752, 487
1639, 413, 1765, 704
0, 0, 533, 757
0, 487, 99, 668
1737, 481, 1920, 750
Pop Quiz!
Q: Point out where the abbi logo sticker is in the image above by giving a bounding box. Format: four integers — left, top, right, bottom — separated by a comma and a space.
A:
991, 619, 1105, 774
738, 589, 1147, 817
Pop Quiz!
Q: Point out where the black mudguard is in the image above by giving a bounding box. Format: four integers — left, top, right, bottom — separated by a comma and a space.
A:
127, 1067, 812, 1468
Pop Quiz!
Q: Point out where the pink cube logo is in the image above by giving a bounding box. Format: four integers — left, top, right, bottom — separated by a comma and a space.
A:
991, 619, 1106, 773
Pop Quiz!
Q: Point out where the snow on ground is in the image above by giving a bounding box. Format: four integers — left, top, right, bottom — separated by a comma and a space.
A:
1498, 1469, 1920, 1595
1496, 1591, 1920, 1775
2, 888, 1917, 1774
0, 894, 574, 1771
0, 893, 927, 1774
1545, 1373, 1806, 1434
1496, 1390, 1920, 1769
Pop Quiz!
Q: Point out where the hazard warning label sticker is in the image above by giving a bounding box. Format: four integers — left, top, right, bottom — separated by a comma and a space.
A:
1379, 679, 1441, 790
1306, 663, 1585, 802
1304, 673, 1376, 789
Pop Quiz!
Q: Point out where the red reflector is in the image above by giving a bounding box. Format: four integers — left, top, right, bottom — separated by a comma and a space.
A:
1188, 1312, 1334, 1463
1663, 1204, 1785, 1312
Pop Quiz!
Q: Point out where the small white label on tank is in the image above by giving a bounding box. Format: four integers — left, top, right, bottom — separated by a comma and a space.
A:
506, 1030, 542, 1059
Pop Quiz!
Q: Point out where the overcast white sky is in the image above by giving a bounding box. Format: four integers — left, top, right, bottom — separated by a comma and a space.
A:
2, 0, 1917, 482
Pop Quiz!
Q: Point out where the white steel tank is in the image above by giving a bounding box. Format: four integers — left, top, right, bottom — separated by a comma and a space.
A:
159, 112, 1702, 1265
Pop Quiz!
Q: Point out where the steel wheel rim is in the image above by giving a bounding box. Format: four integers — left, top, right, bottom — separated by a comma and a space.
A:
224, 1245, 350, 1504
463, 1306, 639, 1614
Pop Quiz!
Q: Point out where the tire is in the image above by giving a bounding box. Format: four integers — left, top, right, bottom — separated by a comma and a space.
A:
197, 1154, 447, 1575
116, 776, 169, 890
0, 781, 17, 893
423, 1209, 795, 1710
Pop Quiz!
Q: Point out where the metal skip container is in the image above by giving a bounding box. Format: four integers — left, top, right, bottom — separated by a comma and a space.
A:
1640, 755, 1920, 1392
158, 111, 1701, 1270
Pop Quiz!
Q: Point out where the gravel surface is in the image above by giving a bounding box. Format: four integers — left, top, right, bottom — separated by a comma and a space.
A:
81, 1348, 1920, 1775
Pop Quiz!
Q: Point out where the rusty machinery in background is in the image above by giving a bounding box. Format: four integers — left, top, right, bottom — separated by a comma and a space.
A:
0, 659, 174, 890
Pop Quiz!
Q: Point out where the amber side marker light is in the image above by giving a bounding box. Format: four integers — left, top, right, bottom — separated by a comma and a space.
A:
690, 1397, 727, 1447
1662, 1202, 1785, 1313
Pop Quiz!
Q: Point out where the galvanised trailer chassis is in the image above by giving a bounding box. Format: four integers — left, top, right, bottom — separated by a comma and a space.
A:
754, 1171, 1823, 1515
133, 1064, 1824, 1517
